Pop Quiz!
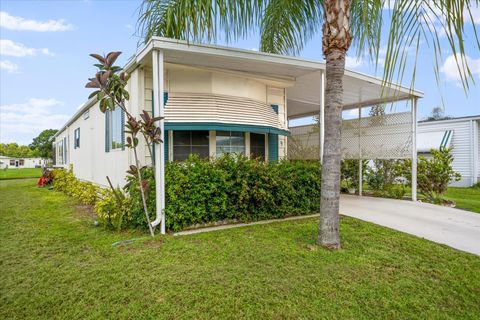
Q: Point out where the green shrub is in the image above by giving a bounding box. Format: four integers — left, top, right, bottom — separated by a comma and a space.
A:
95, 188, 132, 230
126, 155, 321, 232
386, 184, 407, 199
52, 167, 99, 206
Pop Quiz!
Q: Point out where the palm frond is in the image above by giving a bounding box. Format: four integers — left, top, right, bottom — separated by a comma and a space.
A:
259, 0, 323, 55
137, 0, 265, 45
352, 0, 480, 92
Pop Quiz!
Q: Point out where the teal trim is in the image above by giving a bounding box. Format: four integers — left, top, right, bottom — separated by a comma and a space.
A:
439, 130, 452, 150
164, 130, 169, 162
164, 122, 289, 136
271, 104, 279, 114
268, 133, 278, 162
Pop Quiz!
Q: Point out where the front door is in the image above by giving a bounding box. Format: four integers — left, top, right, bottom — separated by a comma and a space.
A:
15, 161, 18, 167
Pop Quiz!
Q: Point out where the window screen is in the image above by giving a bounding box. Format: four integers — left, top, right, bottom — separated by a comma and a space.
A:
250, 133, 266, 160
173, 130, 209, 161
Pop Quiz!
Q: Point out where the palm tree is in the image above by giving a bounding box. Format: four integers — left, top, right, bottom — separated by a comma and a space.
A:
138, 0, 479, 249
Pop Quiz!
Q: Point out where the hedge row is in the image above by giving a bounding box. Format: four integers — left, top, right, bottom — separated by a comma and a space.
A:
126, 155, 321, 232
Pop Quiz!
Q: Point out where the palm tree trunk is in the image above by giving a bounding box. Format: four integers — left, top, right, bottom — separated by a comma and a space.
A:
317, 49, 344, 249
317, 0, 351, 249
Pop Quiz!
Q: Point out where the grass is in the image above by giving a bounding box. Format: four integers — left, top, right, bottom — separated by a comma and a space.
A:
1, 179, 479, 319
445, 187, 480, 213
0, 168, 42, 180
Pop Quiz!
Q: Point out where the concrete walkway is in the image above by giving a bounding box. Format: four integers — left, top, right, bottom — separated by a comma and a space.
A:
340, 195, 480, 256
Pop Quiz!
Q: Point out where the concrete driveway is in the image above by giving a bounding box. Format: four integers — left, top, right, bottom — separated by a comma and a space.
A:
340, 195, 480, 256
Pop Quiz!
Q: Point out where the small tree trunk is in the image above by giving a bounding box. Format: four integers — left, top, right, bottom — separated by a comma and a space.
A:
317, 49, 344, 249
133, 142, 155, 237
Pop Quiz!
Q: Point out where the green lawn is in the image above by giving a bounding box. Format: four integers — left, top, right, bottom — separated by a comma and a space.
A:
1, 179, 479, 319
445, 187, 480, 213
0, 168, 42, 180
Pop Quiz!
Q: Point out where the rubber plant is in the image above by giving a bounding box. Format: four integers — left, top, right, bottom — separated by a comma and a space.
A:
85, 52, 162, 237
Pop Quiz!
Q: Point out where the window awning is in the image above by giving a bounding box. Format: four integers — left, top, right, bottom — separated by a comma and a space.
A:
165, 122, 290, 136
417, 130, 453, 153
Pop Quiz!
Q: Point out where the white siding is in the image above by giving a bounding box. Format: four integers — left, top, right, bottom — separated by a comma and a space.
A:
54, 64, 292, 186
418, 119, 475, 187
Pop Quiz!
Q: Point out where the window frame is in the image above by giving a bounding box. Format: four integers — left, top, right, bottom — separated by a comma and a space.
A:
74, 128, 80, 149
216, 131, 246, 157
106, 107, 124, 152
250, 133, 266, 161
172, 130, 210, 161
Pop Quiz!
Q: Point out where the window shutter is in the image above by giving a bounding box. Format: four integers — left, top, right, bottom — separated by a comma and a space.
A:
105, 111, 110, 152
164, 91, 169, 105
164, 130, 169, 162
271, 104, 279, 114
268, 133, 278, 162
121, 109, 125, 151
78, 128, 80, 148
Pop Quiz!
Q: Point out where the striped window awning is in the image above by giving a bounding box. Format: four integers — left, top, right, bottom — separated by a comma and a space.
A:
417, 130, 453, 153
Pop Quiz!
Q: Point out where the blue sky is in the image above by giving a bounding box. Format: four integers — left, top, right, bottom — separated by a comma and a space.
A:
1, 0, 479, 145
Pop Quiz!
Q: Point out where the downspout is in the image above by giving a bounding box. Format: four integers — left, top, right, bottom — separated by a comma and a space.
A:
150, 49, 166, 234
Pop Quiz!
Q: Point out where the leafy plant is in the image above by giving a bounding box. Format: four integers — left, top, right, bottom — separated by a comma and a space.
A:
85, 52, 163, 237
386, 184, 407, 199
126, 155, 321, 232
37, 168, 54, 187
95, 188, 132, 230
400, 148, 461, 203
52, 167, 99, 206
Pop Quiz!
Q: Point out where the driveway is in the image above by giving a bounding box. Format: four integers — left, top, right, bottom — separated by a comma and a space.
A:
340, 195, 480, 256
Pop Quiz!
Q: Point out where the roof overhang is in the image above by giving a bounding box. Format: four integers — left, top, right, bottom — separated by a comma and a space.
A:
136, 37, 423, 120
55, 37, 423, 137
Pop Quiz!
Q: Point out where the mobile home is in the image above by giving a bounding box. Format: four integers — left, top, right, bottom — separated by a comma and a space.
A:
418, 115, 480, 187
53, 38, 423, 232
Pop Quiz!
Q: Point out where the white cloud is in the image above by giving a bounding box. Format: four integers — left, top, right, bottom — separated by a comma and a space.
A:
0, 11, 73, 32
0, 98, 70, 144
440, 53, 480, 83
0, 39, 54, 57
345, 56, 364, 69
0, 60, 18, 73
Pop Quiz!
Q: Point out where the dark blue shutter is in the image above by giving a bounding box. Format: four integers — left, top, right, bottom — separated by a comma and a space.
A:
164, 91, 169, 105
105, 111, 110, 152
164, 130, 169, 162
271, 104, 279, 114
268, 133, 278, 162
121, 109, 125, 151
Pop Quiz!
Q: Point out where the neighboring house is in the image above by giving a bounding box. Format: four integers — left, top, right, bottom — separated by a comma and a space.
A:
0, 155, 47, 169
53, 37, 422, 193
418, 115, 480, 187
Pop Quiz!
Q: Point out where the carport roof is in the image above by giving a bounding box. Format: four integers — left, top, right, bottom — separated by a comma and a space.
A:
130, 37, 424, 119
55, 37, 424, 138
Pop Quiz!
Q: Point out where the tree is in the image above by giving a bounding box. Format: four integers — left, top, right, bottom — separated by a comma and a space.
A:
85, 52, 163, 237
29, 129, 58, 159
138, 0, 479, 249
0, 143, 38, 158
424, 106, 452, 121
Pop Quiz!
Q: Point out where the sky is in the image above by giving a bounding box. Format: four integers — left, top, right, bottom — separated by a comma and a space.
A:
1, 0, 479, 145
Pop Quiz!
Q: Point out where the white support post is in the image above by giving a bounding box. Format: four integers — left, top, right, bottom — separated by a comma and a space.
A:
358, 106, 362, 196
411, 98, 417, 201
152, 49, 166, 234
319, 70, 325, 163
